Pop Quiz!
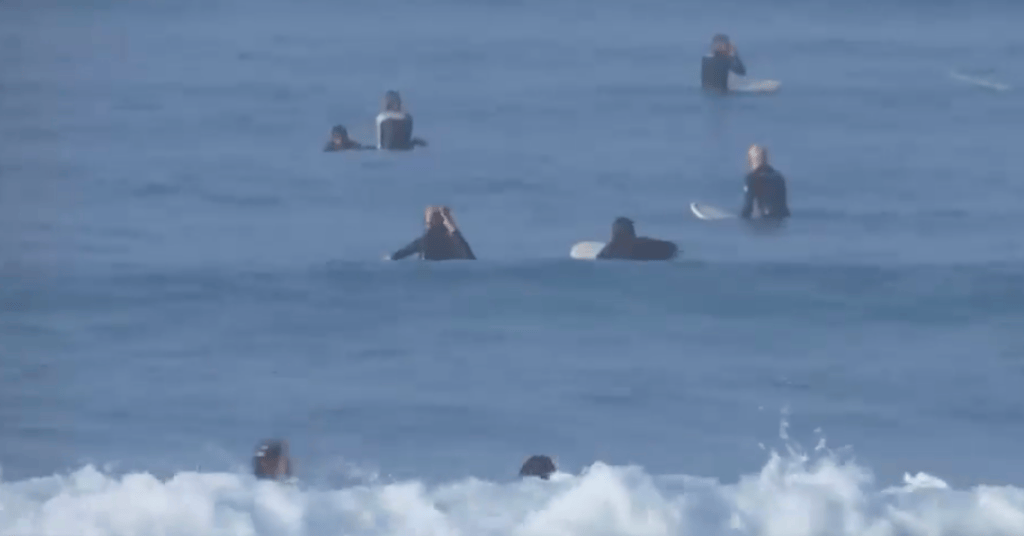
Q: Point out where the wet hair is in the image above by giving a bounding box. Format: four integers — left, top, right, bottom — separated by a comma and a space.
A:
383, 90, 402, 112
519, 455, 557, 480
331, 125, 349, 137
611, 217, 636, 239
712, 33, 730, 45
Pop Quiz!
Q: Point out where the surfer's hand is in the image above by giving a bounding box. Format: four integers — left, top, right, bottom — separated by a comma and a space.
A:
728, 44, 738, 56
440, 206, 459, 232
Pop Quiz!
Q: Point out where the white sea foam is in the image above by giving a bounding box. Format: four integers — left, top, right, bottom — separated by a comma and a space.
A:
3, 438, 1024, 536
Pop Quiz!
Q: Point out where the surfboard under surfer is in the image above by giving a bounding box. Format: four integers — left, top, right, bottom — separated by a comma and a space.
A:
596, 217, 679, 261
376, 90, 428, 151
740, 144, 791, 220
701, 34, 746, 94
386, 205, 477, 261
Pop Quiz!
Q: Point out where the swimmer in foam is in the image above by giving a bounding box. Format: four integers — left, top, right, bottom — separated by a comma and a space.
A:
597, 217, 679, 261
386, 205, 476, 261
740, 144, 791, 220
376, 90, 428, 150
253, 439, 292, 480
519, 454, 557, 480
701, 34, 746, 94
323, 125, 370, 151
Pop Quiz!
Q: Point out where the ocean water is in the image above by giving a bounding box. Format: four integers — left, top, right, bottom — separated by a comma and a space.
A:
2, 0, 1023, 534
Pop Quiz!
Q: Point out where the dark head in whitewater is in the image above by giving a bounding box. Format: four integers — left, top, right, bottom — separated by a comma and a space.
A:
519, 454, 557, 480
253, 439, 292, 480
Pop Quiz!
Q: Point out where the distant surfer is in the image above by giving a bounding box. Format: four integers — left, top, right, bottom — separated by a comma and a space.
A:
597, 217, 679, 261
740, 144, 790, 220
701, 34, 746, 93
253, 439, 292, 480
386, 205, 476, 261
519, 455, 557, 480
323, 125, 370, 151
377, 90, 428, 150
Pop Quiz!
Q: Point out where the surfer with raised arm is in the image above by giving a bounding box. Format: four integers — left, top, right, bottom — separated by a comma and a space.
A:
597, 217, 679, 261
323, 125, 370, 151
376, 90, 428, 150
701, 34, 746, 93
740, 144, 790, 220
386, 205, 476, 261
253, 439, 292, 480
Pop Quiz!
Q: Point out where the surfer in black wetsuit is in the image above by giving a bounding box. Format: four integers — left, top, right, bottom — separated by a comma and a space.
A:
376, 90, 428, 150
323, 125, 370, 151
519, 455, 557, 480
740, 144, 791, 220
701, 34, 746, 93
253, 439, 292, 480
597, 217, 679, 261
387, 205, 476, 261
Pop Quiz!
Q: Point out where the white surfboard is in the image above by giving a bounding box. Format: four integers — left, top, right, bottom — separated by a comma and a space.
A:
570, 241, 605, 260
690, 202, 736, 220
949, 70, 1010, 92
728, 74, 781, 93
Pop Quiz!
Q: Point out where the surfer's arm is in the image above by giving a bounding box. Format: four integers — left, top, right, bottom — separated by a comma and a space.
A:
730, 54, 746, 76
740, 180, 755, 219
450, 230, 476, 260
388, 237, 422, 260
412, 138, 428, 147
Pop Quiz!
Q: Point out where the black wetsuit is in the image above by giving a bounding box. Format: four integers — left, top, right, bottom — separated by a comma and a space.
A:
253, 440, 290, 480
519, 455, 557, 480
390, 226, 476, 261
701, 52, 746, 93
323, 140, 369, 152
377, 111, 421, 150
597, 237, 678, 261
740, 165, 791, 220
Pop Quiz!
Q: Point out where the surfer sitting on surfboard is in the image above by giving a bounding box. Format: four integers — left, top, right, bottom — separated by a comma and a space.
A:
387, 205, 477, 261
596, 217, 678, 261
323, 125, 371, 151
740, 144, 791, 220
377, 90, 428, 151
701, 34, 746, 94
519, 454, 557, 480
253, 439, 292, 480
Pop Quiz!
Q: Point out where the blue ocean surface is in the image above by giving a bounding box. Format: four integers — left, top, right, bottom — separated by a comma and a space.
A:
2, 0, 1023, 534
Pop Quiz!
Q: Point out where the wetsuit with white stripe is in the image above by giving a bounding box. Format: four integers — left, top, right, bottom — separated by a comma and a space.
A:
376, 111, 416, 150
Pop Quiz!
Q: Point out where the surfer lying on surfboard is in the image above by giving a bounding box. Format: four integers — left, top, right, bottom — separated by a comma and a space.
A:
386, 205, 477, 261
596, 217, 678, 261
701, 34, 746, 94
323, 125, 372, 151
741, 144, 791, 220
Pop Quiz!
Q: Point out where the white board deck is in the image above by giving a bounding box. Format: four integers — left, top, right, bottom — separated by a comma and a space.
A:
728, 74, 781, 93
949, 71, 1010, 92
690, 202, 736, 221
570, 241, 605, 260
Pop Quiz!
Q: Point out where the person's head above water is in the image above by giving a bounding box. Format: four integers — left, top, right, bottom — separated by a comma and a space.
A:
330, 125, 352, 143
711, 33, 731, 54
519, 455, 557, 480
253, 439, 290, 480
748, 144, 768, 170
383, 90, 403, 112
611, 216, 637, 241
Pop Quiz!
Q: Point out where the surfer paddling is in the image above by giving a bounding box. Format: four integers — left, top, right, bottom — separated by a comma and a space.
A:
597, 217, 679, 261
740, 144, 790, 220
701, 34, 746, 94
386, 205, 476, 261
323, 125, 371, 151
